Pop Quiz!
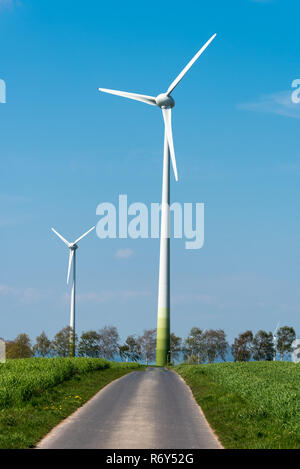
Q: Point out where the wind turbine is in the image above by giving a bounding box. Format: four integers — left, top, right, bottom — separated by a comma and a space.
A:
273, 321, 280, 361
99, 33, 217, 366
51, 226, 95, 357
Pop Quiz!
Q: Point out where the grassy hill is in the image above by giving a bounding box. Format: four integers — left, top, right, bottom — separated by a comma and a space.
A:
0, 358, 143, 449
2, 359, 299, 449
175, 361, 300, 449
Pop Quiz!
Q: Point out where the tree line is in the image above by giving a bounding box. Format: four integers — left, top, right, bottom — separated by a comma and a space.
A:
4, 325, 297, 363
5, 326, 157, 364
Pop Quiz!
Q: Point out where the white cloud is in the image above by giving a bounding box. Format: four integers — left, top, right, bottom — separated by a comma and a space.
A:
21, 288, 51, 304
238, 90, 300, 119
0, 284, 51, 303
74, 289, 152, 304
0, 284, 17, 295
115, 248, 134, 260
172, 293, 214, 306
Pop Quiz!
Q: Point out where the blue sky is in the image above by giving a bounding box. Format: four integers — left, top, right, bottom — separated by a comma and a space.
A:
1, 0, 300, 344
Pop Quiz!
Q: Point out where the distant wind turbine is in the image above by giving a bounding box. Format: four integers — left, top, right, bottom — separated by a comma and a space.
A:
99, 33, 217, 366
273, 321, 280, 361
51, 226, 95, 356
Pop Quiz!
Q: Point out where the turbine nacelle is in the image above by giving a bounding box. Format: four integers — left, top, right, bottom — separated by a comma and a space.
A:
155, 93, 175, 109
51, 226, 95, 284
99, 33, 217, 184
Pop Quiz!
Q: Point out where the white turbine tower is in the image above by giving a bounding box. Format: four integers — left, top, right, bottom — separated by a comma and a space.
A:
51, 226, 95, 356
273, 321, 280, 361
99, 33, 217, 366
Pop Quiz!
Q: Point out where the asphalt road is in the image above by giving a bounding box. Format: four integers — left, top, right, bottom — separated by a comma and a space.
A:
37, 368, 222, 449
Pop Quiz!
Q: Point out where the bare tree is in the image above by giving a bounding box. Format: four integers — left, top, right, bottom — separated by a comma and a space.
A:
138, 329, 156, 365
98, 326, 120, 360
183, 327, 205, 364
170, 332, 182, 364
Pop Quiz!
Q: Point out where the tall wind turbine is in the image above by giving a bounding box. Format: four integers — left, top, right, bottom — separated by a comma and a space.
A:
51, 226, 95, 356
99, 33, 217, 366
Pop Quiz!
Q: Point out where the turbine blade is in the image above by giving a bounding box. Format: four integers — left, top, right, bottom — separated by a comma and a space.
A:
67, 250, 74, 284
98, 88, 157, 106
273, 321, 280, 336
74, 226, 95, 244
51, 227, 71, 247
162, 108, 178, 182
167, 33, 217, 95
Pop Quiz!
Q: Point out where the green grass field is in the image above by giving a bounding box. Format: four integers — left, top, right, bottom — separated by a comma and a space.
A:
2, 359, 300, 449
0, 358, 143, 449
175, 361, 300, 449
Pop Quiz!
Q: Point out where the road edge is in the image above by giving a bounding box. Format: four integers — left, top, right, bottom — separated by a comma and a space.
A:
170, 369, 224, 449
35, 370, 140, 449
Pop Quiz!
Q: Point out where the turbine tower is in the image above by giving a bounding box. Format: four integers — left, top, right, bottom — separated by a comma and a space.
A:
51, 226, 95, 357
99, 33, 217, 366
273, 321, 280, 361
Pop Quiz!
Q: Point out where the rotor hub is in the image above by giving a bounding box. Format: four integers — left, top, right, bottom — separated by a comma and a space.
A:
155, 93, 175, 109
70, 244, 78, 251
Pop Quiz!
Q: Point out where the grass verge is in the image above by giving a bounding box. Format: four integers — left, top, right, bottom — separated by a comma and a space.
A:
174, 362, 300, 449
0, 360, 143, 449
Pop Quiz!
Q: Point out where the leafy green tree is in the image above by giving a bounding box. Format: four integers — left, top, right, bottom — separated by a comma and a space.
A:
232, 330, 253, 362
252, 330, 274, 361
98, 326, 120, 360
33, 331, 52, 357
202, 329, 228, 363
276, 326, 296, 360
52, 326, 77, 357
6, 333, 33, 359
137, 329, 156, 365
183, 327, 205, 364
170, 333, 182, 363
78, 330, 101, 357
119, 335, 142, 362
